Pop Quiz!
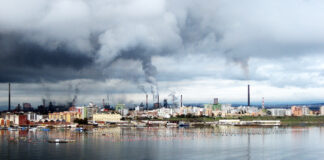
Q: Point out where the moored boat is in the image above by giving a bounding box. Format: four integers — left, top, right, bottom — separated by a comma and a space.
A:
48, 139, 75, 143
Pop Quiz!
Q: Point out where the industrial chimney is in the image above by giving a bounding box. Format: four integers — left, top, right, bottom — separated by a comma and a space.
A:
8, 83, 11, 112
43, 99, 46, 108
248, 84, 250, 106
180, 95, 183, 107
157, 95, 159, 108
146, 94, 148, 110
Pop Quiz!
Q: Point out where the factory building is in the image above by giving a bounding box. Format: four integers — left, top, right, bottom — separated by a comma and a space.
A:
92, 113, 122, 123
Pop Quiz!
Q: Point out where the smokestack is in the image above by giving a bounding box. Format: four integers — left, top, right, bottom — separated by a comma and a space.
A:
146, 94, 148, 109
248, 84, 250, 106
8, 83, 11, 112
180, 95, 183, 107
157, 95, 159, 108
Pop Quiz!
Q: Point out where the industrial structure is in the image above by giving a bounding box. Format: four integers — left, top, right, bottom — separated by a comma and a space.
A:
248, 84, 250, 106
8, 83, 11, 112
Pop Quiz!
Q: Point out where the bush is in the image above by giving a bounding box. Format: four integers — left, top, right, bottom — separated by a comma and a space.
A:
74, 118, 88, 124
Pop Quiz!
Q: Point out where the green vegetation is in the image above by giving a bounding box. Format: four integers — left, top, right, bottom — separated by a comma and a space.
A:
235, 116, 324, 123
74, 118, 88, 124
168, 114, 216, 122
159, 115, 324, 125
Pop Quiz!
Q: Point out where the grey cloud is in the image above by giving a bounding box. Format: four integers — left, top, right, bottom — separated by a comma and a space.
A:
0, 0, 324, 87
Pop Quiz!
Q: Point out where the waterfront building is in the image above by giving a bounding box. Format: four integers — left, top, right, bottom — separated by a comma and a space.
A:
221, 104, 233, 114
204, 103, 221, 112
301, 106, 310, 115
204, 107, 213, 117
75, 106, 88, 119
320, 106, 324, 115
87, 105, 99, 120
115, 104, 125, 112
18, 115, 28, 126
192, 107, 203, 116
157, 108, 173, 118
285, 109, 292, 116
0, 118, 4, 126
212, 110, 222, 117
24, 112, 43, 122
92, 113, 122, 123
48, 111, 81, 123
121, 108, 129, 116
4, 114, 28, 126
268, 108, 286, 116
291, 106, 303, 116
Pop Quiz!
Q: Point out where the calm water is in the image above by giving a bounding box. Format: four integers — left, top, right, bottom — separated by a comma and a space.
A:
1, 126, 324, 160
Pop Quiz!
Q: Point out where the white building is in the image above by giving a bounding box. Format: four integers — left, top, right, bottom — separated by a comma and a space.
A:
285, 109, 292, 116
157, 108, 172, 118
221, 104, 233, 114
25, 112, 43, 122
320, 106, 324, 115
302, 106, 310, 115
268, 108, 287, 116
122, 108, 129, 116
93, 113, 122, 123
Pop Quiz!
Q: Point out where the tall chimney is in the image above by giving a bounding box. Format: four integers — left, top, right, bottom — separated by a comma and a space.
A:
146, 94, 148, 109
8, 83, 11, 112
180, 95, 183, 107
157, 95, 159, 108
248, 84, 250, 106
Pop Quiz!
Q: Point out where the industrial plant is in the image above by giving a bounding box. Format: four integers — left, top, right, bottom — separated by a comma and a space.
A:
1, 82, 324, 129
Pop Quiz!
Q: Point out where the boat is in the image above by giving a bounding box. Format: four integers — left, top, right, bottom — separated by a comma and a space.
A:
29, 128, 37, 132
8, 127, 18, 131
178, 121, 190, 127
75, 128, 84, 132
40, 128, 50, 131
20, 127, 28, 130
166, 122, 178, 127
136, 123, 147, 127
48, 139, 75, 143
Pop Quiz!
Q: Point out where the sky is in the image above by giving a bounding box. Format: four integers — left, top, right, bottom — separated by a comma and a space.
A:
1, 0, 324, 108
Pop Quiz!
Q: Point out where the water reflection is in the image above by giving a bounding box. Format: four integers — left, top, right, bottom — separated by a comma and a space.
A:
1, 126, 324, 160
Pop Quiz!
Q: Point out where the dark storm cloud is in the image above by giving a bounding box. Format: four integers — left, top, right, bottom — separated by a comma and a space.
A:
0, 0, 324, 86
0, 33, 101, 82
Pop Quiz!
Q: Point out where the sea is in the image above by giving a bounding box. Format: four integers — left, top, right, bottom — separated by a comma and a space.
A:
1, 126, 324, 160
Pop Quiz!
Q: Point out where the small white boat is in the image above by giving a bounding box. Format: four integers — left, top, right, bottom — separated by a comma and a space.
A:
166, 122, 178, 127
48, 139, 75, 143
136, 123, 147, 127
8, 127, 18, 131
29, 128, 37, 132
